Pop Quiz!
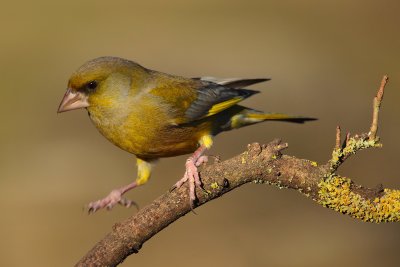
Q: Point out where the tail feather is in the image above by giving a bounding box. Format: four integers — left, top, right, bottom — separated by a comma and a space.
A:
230, 108, 316, 129
246, 112, 317, 124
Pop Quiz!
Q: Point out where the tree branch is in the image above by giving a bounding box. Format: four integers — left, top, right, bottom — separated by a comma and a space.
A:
76, 76, 398, 267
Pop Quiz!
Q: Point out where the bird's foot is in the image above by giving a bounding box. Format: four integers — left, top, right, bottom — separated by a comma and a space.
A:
87, 189, 138, 213
173, 155, 208, 210
195, 155, 208, 166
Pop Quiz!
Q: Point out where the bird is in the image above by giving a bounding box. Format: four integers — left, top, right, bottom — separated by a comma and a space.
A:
57, 56, 316, 212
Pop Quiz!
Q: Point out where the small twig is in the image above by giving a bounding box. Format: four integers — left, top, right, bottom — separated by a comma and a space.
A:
335, 126, 341, 150
345, 132, 351, 145
341, 132, 350, 150
329, 75, 388, 171
369, 75, 388, 141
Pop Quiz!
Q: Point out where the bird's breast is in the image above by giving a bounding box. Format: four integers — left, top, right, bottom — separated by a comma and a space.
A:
87, 105, 209, 159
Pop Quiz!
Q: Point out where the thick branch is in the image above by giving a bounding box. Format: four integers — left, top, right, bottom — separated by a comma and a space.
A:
76, 76, 398, 267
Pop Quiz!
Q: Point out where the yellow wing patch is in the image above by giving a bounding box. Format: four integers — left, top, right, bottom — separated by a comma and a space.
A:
206, 97, 243, 117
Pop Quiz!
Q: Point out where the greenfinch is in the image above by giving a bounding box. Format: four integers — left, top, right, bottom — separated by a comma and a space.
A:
58, 56, 315, 212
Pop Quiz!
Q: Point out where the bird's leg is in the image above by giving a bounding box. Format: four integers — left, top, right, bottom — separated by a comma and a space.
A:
88, 158, 153, 213
173, 144, 209, 208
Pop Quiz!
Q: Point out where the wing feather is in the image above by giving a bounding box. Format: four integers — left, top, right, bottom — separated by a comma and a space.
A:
148, 73, 262, 124
193, 77, 270, 88
184, 82, 259, 121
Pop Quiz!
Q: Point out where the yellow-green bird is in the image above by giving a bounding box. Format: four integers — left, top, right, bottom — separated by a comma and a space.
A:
58, 56, 315, 212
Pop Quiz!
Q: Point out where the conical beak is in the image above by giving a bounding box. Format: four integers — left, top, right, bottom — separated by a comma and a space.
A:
57, 88, 90, 113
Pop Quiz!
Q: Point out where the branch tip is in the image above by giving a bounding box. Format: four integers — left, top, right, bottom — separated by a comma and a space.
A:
369, 75, 388, 141
335, 126, 341, 150
346, 132, 351, 144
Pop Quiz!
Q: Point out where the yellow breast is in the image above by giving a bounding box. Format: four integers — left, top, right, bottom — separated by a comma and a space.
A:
87, 94, 212, 159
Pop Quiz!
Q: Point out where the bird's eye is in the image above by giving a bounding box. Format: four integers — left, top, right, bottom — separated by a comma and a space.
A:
86, 81, 98, 91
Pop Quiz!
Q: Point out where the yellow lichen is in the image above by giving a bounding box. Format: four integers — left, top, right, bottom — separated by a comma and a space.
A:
329, 136, 381, 170
310, 161, 318, 167
318, 175, 400, 223
210, 182, 219, 190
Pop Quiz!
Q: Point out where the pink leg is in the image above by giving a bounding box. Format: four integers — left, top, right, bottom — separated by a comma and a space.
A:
87, 182, 139, 213
195, 155, 209, 166
174, 145, 208, 208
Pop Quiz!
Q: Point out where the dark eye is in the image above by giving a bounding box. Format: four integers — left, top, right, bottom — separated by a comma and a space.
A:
86, 81, 98, 91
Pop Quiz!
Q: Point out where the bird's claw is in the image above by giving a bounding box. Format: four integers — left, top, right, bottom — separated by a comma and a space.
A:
195, 155, 208, 167
119, 198, 139, 209
87, 189, 138, 213
173, 155, 207, 211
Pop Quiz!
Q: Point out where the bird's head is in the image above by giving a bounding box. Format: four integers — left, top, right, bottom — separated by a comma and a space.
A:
57, 56, 147, 113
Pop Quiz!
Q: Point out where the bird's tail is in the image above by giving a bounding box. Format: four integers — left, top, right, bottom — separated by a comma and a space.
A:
229, 107, 316, 129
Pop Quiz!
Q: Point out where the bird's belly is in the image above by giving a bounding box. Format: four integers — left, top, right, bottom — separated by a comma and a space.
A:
99, 123, 203, 159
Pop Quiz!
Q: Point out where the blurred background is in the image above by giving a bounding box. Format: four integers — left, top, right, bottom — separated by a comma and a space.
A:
0, 1, 399, 266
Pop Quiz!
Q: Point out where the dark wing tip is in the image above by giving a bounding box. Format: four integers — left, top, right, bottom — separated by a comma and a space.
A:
286, 117, 318, 124
237, 88, 260, 99
226, 78, 270, 88
252, 78, 271, 82
192, 77, 271, 88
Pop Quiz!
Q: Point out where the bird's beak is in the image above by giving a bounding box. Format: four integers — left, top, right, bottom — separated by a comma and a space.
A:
57, 88, 90, 113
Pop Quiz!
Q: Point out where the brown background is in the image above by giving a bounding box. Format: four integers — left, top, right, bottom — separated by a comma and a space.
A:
0, 1, 399, 266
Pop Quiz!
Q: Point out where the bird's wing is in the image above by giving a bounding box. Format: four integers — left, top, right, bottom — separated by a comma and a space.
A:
183, 81, 259, 122
192, 77, 270, 88
149, 77, 260, 124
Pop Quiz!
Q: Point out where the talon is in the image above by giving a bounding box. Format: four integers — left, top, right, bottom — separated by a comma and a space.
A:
119, 198, 129, 207
119, 198, 139, 209
190, 202, 198, 215
87, 190, 126, 213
